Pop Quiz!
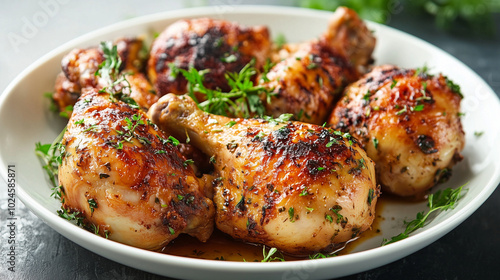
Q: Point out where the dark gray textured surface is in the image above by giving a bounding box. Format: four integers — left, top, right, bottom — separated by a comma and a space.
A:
1, 2, 499, 280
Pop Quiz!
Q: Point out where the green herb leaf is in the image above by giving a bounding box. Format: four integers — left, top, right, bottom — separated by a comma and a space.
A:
390, 79, 397, 89
274, 33, 287, 49
226, 120, 237, 127
35, 128, 67, 189
299, 188, 309, 196
261, 247, 285, 262
382, 185, 466, 246
372, 137, 379, 149
183, 159, 195, 167
445, 77, 463, 98
288, 207, 295, 223
171, 59, 274, 118
309, 252, 336, 259
88, 198, 98, 213
412, 104, 425, 112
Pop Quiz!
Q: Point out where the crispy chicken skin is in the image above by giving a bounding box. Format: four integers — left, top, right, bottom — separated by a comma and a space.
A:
328, 65, 465, 197
53, 38, 158, 112
59, 88, 215, 250
262, 43, 358, 125
261, 7, 375, 125
147, 18, 271, 99
148, 94, 379, 255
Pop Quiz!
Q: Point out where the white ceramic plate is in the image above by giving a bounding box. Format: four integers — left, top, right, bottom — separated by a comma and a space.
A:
1, 6, 499, 280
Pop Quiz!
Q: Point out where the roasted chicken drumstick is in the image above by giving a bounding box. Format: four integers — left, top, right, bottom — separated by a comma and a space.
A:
53, 38, 158, 113
328, 65, 465, 196
59, 88, 215, 250
149, 94, 379, 255
261, 7, 376, 124
148, 18, 271, 100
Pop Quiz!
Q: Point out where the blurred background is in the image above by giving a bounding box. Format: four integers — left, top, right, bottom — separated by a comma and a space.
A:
1, 0, 499, 95
1, 1, 499, 279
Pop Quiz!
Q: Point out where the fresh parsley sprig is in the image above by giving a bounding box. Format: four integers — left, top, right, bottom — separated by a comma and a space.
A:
96, 41, 122, 82
95, 41, 139, 109
35, 127, 67, 191
169, 59, 274, 118
382, 185, 466, 245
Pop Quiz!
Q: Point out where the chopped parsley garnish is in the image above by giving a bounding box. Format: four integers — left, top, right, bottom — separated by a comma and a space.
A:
168, 227, 175, 235
95, 41, 138, 108
59, 105, 73, 118
288, 207, 295, 223
325, 214, 333, 223
390, 79, 397, 89
309, 252, 336, 259
330, 205, 344, 224
221, 54, 237, 63
445, 77, 463, 98
183, 159, 195, 167
88, 198, 98, 213
262, 114, 293, 125
414, 65, 429, 76
412, 104, 425, 111
161, 135, 180, 146
363, 91, 371, 102
299, 188, 309, 196
209, 155, 216, 164
395, 105, 407, 115
367, 189, 375, 206
169, 59, 274, 118
74, 119, 85, 125
57, 206, 84, 226
373, 137, 379, 149
274, 33, 287, 49
226, 120, 237, 127
326, 137, 338, 148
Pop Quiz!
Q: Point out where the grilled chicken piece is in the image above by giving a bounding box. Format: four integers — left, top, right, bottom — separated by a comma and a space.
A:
261, 7, 375, 125
147, 18, 271, 100
328, 65, 465, 197
59, 88, 215, 250
148, 94, 378, 255
53, 38, 158, 113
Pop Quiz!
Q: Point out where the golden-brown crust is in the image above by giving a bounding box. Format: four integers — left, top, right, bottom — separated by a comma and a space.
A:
328, 65, 465, 196
148, 93, 378, 255
59, 88, 215, 250
262, 42, 358, 125
261, 6, 375, 125
54, 38, 151, 113
147, 18, 271, 100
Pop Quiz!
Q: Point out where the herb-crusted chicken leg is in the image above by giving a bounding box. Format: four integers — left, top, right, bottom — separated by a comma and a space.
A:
53, 38, 158, 114
261, 7, 376, 124
59, 88, 215, 250
148, 18, 271, 100
148, 94, 379, 255
328, 65, 465, 196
